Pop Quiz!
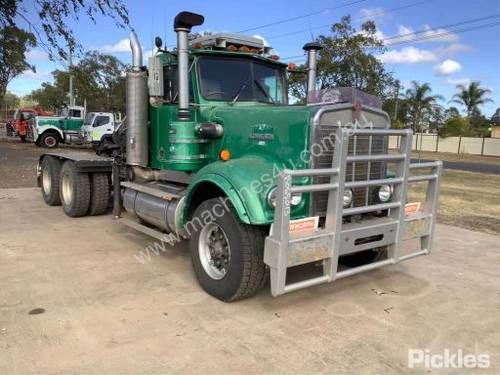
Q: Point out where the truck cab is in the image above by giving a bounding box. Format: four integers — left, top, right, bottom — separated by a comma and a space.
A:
80, 112, 120, 145
11, 108, 36, 142
30, 105, 85, 148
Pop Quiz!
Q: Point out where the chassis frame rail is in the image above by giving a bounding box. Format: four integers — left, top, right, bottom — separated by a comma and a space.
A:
264, 128, 442, 296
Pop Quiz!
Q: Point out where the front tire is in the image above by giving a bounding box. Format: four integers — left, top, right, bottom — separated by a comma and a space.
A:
40, 132, 60, 148
40, 156, 62, 206
59, 161, 90, 217
189, 198, 267, 302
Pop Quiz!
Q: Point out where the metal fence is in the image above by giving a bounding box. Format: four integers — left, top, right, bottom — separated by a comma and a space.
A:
389, 133, 500, 157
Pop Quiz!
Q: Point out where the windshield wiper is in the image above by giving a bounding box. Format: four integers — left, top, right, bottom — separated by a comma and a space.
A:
254, 80, 275, 104
231, 75, 252, 104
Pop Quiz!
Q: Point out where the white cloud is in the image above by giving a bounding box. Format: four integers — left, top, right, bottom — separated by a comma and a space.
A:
20, 69, 52, 81
378, 42, 472, 66
359, 7, 386, 20
434, 59, 462, 75
378, 46, 437, 64
446, 77, 472, 87
435, 43, 472, 57
385, 24, 459, 46
100, 38, 130, 53
26, 49, 48, 61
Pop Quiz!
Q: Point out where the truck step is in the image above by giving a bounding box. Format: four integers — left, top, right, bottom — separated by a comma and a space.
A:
118, 216, 168, 241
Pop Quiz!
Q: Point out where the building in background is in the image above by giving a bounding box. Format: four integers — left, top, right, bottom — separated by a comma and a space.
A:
491, 108, 500, 138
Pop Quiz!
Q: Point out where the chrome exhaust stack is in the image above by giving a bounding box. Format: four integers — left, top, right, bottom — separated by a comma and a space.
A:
173, 11, 204, 120
126, 31, 149, 166
303, 42, 323, 103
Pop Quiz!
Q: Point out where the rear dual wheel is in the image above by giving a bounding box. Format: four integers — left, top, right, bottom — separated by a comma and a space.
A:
40, 157, 109, 217
60, 161, 91, 217
59, 162, 110, 217
41, 157, 62, 206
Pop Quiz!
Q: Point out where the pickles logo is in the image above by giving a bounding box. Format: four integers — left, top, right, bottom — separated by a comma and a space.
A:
249, 123, 274, 144
408, 349, 490, 369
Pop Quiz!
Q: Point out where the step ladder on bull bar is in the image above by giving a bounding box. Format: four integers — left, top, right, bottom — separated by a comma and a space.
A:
264, 128, 443, 296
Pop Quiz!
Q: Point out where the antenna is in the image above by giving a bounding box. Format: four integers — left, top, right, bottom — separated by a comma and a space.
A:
307, 16, 315, 41
68, 47, 75, 107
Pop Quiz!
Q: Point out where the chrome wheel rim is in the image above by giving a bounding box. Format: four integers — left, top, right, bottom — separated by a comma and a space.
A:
61, 173, 73, 206
42, 166, 51, 195
198, 222, 231, 280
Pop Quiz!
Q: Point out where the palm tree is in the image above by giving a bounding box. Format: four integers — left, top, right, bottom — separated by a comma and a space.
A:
451, 81, 492, 118
404, 81, 443, 132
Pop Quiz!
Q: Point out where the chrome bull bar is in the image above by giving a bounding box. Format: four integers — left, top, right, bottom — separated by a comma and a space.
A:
264, 128, 442, 296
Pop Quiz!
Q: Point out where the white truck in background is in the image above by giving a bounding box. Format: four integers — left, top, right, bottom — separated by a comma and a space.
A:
80, 112, 123, 148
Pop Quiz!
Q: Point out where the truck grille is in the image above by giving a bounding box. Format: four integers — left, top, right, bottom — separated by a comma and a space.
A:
311, 124, 387, 216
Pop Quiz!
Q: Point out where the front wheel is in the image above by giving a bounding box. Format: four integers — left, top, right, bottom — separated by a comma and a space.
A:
189, 198, 268, 302
40, 132, 60, 148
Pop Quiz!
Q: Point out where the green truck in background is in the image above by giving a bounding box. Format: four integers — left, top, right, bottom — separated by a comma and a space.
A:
36, 11, 442, 302
27, 105, 85, 147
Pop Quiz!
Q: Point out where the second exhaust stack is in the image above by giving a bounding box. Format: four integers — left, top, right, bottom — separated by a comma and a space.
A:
174, 11, 204, 120
303, 42, 323, 104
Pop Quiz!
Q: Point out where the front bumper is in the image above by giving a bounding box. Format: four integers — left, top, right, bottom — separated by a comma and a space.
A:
264, 128, 442, 296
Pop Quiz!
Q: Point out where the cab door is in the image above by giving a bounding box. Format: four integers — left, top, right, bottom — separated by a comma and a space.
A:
91, 114, 113, 142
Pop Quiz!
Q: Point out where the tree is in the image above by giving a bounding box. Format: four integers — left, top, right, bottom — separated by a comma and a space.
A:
0, 0, 129, 60
451, 81, 492, 118
27, 51, 127, 113
444, 106, 460, 120
439, 116, 471, 137
404, 81, 443, 132
289, 15, 396, 102
1, 90, 20, 108
0, 26, 36, 101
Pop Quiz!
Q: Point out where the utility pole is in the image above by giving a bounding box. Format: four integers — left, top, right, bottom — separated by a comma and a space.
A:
394, 81, 400, 120
68, 48, 75, 107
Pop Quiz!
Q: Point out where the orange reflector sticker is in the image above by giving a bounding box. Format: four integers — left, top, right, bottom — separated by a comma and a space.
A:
289, 216, 319, 236
405, 202, 421, 216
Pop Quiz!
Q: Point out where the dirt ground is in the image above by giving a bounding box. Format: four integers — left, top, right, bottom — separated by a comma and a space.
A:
0, 139, 499, 373
0, 188, 499, 374
0, 138, 93, 188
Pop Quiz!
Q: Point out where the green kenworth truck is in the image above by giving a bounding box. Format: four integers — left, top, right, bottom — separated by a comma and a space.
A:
36, 11, 442, 302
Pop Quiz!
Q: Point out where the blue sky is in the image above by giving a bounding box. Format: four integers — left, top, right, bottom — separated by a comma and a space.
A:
9, 0, 500, 116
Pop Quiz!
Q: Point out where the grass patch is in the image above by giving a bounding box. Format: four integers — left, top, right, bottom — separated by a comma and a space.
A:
407, 170, 500, 235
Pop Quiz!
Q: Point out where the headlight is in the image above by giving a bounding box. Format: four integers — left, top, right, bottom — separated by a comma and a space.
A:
267, 187, 302, 208
378, 184, 393, 202
343, 188, 353, 207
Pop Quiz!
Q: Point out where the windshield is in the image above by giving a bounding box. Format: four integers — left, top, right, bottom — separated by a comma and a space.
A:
198, 57, 286, 104
84, 113, 94, 125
